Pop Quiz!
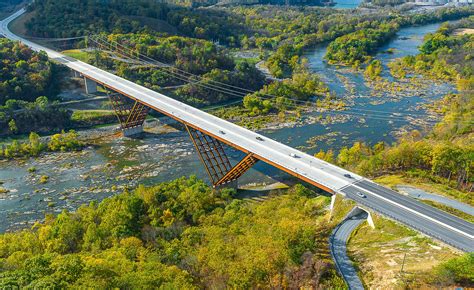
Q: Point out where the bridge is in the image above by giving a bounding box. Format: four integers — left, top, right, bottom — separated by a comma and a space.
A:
2, 9, 473, 252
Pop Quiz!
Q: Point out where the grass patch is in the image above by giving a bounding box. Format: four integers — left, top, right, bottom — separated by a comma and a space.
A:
347, 213, 460, 288
330, 194, 356, 224
71, 109, 117, 127
211, 105, 298, 130
62, 49, 91, 63
71, 110, 116, 121
234, 56, 260, 66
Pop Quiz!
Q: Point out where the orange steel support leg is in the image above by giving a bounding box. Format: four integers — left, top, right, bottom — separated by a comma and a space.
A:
215, 153, 258, 186
107, 90, 149, 135
186, 125, 258, 187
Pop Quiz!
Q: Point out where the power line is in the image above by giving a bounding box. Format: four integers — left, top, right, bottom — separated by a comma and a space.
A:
25, 35, 86, 41
86, 39, 440, 124
31, 34, 469, 124
87, 35, 452, 121
84, 35, 472, 125
88, 37, 253, 99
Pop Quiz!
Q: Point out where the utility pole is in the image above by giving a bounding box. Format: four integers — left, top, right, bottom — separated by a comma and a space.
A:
399, 249, 408, 287
400, 252, 407, 274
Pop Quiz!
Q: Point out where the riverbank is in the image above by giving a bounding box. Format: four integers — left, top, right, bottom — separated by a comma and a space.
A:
0, 19, 459, 233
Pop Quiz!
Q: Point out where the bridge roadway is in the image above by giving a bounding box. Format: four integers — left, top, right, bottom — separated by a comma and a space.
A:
2, 9, 473, 252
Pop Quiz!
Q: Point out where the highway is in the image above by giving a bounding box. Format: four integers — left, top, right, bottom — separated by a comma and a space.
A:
2, 8, 473, 252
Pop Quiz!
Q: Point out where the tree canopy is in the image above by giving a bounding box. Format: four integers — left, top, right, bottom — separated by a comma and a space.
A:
0, 177, 343, 288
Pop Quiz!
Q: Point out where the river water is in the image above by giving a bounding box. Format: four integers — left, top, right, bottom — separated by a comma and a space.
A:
0, 22, 452, 232
334, 0, 362, 9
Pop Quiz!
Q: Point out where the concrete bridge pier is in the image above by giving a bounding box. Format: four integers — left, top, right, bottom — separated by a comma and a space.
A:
214, 179, 238, 190
330, 194, 337, 214
346, 206, 375, 229
122, 125, 144, 137
106, 90, 149, 137
84, 77, 97, 94
72, 70, 81, 78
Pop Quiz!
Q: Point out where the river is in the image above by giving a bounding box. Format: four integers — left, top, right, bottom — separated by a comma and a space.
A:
0, 22, 452, 232
333, 0, 362, 9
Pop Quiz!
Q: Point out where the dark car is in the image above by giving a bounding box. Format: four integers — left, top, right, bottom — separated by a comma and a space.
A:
344, 173, 352, 178
256, 136, 264, 141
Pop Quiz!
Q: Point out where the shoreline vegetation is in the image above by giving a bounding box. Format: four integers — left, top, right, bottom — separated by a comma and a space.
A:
321, 19, 474, 287
0, 1, 473, 288
6, 1, 471, 133
315, 17, 473, 192
0, 130, 84, 160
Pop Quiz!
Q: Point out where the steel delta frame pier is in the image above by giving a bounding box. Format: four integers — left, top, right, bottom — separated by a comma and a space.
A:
106, 89, 150, 136
96, 83, 261, 188
78, 74, 335, 192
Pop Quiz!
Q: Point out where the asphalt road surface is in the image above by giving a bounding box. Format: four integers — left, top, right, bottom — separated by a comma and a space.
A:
341, 180, 474, 252
330, 212, 367, 290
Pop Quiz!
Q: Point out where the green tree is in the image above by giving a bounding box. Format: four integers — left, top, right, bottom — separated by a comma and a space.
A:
8, 119, 18, 134
28, 132, 43, 156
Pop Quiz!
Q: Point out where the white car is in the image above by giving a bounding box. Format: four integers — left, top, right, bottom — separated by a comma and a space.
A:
356, 192, 366, 198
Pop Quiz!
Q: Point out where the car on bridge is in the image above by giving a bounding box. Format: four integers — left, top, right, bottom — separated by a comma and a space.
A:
356, 192, 366, 198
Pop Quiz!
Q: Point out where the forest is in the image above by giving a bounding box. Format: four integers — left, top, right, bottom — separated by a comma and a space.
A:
0, 39, 72, 135
0, 176, 472, 287
26, 0, 473, 59
0, 39, 55, 104
0, 178, 346, 288
389, 16, 474, 81
18, 1, 473, 117
0, 1, 473, 288
90, 33, 266, 106
325, 8, 474, 66
325, 23, 398, 66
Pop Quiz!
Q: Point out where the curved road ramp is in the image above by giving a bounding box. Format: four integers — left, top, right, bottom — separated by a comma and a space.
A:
330, 210, 368, 290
